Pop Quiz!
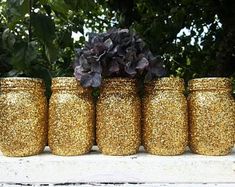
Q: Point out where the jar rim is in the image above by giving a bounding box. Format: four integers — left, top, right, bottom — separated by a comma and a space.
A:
101, 77, 136, 87
188, 77, 232, 91
145, 77, 185, 91
51, 77, 79, 87
52, 76, 75, 80
189, 77, 230, 82
102, 77, 136, 83
0, 77, 44, 89
100, 77, 137, 94
51, 77, 89, 92
0, 77, 43, 82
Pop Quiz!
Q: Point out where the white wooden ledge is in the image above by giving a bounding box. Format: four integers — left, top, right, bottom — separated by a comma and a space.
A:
0, 146, 235, 187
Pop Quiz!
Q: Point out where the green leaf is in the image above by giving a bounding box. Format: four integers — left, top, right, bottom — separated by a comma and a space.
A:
2, 28, 15, 49
7, 0, 28, 14
31, 13, 55, 44
186, 56, 191, 65
7, 0, 29, 29
45, 43, 58, 62
64, 0, 79, 10
71, 16, 84, 34
39, 0, 48, 4
7, 70, 24, 77
59, 30, 73, 48
31, 64, 52, 98
48, 0, 69, 16
78, 36, 85, 44
64, 0, 94, 11
10, 41, 37, 73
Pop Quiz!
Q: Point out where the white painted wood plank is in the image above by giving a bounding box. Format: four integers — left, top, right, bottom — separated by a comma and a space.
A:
0, 146, 234, 184
1, 183, 235, 187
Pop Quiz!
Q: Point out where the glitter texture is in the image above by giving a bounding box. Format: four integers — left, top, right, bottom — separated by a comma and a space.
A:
48, 77, 94, 156
188, 78, 235, 155
96, 78, 141, 156
143, 77, 188, 155
0, 78, 47, 157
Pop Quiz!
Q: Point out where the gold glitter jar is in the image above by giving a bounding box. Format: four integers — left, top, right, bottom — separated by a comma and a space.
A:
48, 77, 94, 156
188, 78, 235, 155
0, 78, 47, 157
143, 77, 188, 155
96, 78, 141, 155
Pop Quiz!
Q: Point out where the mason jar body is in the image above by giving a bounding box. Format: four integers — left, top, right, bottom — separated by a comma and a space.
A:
96, 78, 141, 156
188, 78, 235, 155
143, 77, 188, 155
48, 77, 95, 156
0, 78, 47, 157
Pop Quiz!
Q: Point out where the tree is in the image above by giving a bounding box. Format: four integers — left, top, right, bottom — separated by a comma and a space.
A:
0, 0, 115, 96
106, 0, 235, 86
0, 0, 234, 94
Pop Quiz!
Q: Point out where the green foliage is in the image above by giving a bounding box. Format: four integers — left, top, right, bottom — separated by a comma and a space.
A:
106, 0, 235, 79
31, 13, 55, 44
0, 0, 234, 95
0, 0, 115, 97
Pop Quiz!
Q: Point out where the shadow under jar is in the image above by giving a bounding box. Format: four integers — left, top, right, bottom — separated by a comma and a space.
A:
188, 78, 235, 155
48, 77, 95, 156
96, 78, 141, 156
0, 78, 47, 157
143, 77, 188, 155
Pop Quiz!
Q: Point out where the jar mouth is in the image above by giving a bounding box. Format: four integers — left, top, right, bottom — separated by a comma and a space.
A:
102, 78, 136, 87
188, 77, 232, 91
101, 78, 137, 93
103, 77, 136, 83
189, 77, 230, 81
52, 77, 75, 81
51, 77, 88, 91
0, 77, 44, 89
0, 77, 43, 82
145, 77, 185, 91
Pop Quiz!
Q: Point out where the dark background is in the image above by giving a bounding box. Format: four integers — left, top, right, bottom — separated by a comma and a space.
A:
0, 0, 234, 95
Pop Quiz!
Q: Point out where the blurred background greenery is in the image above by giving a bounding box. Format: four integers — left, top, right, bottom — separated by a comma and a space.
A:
0, 0, 234, 96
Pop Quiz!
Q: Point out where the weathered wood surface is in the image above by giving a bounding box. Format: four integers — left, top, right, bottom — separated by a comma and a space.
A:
0, 146, 234, 186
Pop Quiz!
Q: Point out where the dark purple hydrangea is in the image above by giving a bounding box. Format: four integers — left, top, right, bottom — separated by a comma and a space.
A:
74, 28, 166, 87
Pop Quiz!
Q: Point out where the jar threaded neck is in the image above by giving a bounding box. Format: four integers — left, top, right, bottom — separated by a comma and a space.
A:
188, 78, 232, 91
51, 77, 91, 94
0, 78, 45, 90
145, 77, 185, 93
100, 78, 137, 94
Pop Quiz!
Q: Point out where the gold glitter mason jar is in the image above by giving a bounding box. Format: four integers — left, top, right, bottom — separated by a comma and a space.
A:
96, 78, 141, 155
188, 78, 235, 155
143, 77, 188, 155
0, 78, 47, 157
48, 77, 95, 156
